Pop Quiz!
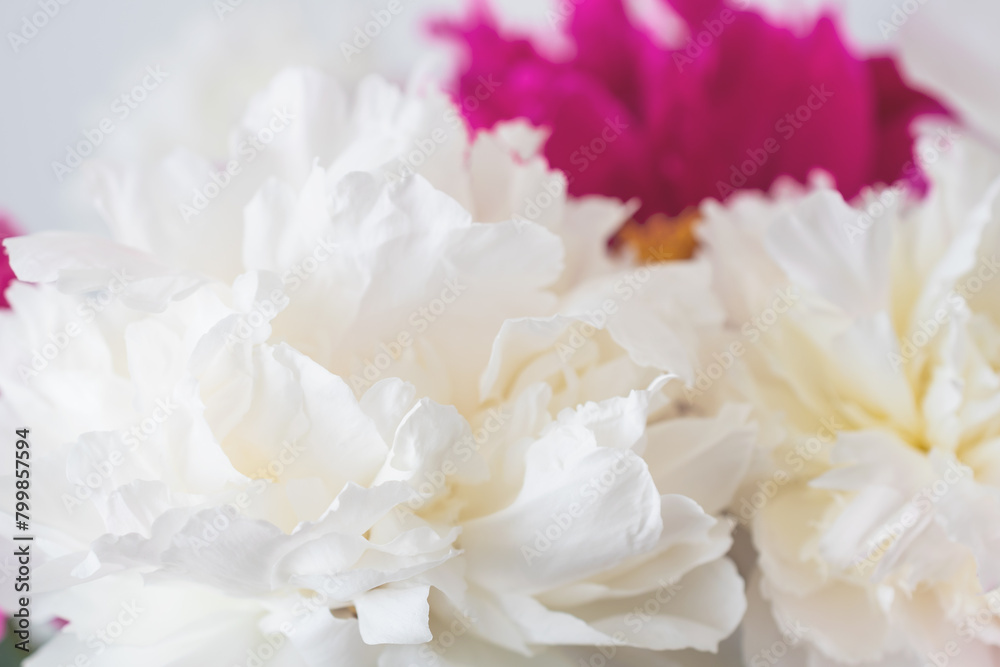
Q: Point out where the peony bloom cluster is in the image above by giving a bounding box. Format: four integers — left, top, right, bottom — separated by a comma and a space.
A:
437, 0, 949, 222
2, 1, 1000, 666
698, 127, 1000, 666
0, 59, 753, 666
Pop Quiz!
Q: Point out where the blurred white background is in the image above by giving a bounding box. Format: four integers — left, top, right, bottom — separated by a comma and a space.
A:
0, 0, 996, 235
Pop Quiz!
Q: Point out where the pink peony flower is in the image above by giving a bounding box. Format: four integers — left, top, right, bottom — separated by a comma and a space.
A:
435, 0, 950, 223
0, 212, 21, 308
0, 213, 21, 641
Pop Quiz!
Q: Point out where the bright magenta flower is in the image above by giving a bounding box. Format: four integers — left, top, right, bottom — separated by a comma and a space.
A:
0, 212, 20, 308
436, 0, 950, 223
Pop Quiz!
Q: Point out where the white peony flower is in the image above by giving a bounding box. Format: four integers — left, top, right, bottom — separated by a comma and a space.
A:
0, 64, 752, 666
698, 126, 1000, 667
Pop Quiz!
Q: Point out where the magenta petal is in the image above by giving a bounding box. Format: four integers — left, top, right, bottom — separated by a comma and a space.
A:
668, 0, 726, 25
0, 212, 21, 309
437, 0, 950, 221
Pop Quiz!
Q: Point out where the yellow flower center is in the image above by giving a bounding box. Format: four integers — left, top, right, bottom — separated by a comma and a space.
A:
615, 209, 701, 262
